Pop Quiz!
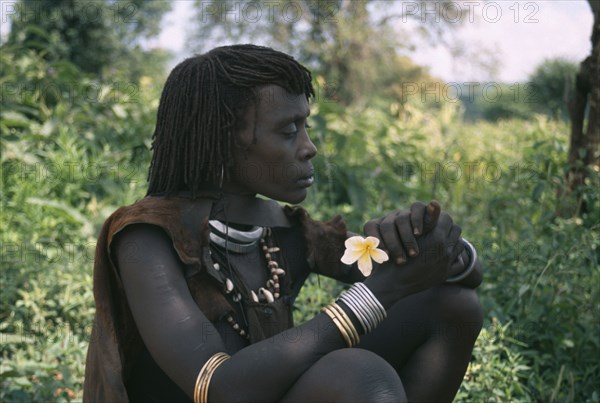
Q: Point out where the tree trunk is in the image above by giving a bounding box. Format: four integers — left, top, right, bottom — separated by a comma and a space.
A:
563, 0, 600, 215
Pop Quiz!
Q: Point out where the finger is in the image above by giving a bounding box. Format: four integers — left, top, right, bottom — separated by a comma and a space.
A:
447, 226, 464, 262
395, 211, 419, 257
423, 200, 441, 233
409, 201, 426, 235
363, 219, 382, 244
448, 254, 465, 274
379, 213, 408, 264
436, 211, 454, 234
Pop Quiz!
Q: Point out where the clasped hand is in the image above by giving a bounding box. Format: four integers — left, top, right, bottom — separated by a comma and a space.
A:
362, 201, 465, 306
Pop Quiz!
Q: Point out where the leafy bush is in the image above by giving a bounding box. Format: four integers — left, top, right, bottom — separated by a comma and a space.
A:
1, 43, 157, 401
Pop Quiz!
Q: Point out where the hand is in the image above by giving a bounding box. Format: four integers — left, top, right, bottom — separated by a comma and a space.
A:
363, 211, 464, 309
363, 200, 441, 265
448, 248, 469, 278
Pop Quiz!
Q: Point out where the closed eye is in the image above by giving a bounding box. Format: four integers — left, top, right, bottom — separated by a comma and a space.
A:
281, 120, 311, 138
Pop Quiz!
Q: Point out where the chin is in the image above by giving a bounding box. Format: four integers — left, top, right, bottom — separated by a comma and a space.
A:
269, 189, 307, 205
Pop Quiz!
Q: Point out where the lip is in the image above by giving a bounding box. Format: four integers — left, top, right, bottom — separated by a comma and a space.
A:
296, 169, 315, 188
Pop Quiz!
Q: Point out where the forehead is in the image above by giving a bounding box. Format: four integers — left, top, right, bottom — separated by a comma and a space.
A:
254, 85, 310, 126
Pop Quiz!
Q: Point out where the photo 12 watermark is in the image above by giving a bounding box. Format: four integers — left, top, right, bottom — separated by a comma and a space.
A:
1, 1, 139, 24
196, 0, 339, 24
401, 81, 540, 104
399, 1, 539, 24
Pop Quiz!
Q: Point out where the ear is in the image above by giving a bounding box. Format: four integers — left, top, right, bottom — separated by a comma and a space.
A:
234, 101, 257, 149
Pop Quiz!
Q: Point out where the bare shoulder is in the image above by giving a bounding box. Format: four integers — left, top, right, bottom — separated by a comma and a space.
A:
112, 223, 181, 275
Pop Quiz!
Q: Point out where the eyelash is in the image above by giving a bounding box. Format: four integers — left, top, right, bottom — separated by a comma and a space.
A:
283, 123, 311, 136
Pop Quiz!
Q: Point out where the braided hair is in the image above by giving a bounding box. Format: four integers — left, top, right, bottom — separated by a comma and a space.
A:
147, 44, 314, 197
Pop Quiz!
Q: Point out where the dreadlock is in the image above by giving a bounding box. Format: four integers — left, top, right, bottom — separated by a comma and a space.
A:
147, 44, 315, 197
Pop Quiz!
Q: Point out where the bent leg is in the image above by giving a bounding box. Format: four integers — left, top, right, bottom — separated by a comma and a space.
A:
281, 349, 407, 402
358, 284, 483, 402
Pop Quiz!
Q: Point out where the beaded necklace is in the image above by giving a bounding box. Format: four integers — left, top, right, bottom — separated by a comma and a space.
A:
209, 223, 286, 340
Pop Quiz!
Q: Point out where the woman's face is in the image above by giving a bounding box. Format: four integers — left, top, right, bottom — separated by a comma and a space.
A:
224, 85, 317, 204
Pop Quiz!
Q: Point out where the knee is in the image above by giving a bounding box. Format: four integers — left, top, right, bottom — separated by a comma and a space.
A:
315, 349, 406, 402
435, 285, 484, 340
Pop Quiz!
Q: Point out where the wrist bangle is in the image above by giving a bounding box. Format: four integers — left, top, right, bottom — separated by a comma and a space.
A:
446, 239, 477, 283
336, 282, 387, 334
353, 282, 386, 323
341, 288, 376, 332
328, 303, 360, 346
322, 303, 360, 347
194, 352, 230, 403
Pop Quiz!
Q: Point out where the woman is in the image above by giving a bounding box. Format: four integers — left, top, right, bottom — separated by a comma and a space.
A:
84, 44, 483, 402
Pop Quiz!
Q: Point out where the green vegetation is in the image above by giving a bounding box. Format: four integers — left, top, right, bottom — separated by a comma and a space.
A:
8, 0, 171, 78
461, 59, 580, 123
1, 8, 598, 403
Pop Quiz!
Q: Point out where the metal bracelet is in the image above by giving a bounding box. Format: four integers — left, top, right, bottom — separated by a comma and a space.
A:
338, 292, 372, 333
345, 287, 378, 331
337, 283, 387, 334
353, 282, 387, 322
339, 290, 374, 333
446, 238, 477, 283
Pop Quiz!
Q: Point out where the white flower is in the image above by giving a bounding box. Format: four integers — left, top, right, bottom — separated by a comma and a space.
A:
340, 236, 389, 277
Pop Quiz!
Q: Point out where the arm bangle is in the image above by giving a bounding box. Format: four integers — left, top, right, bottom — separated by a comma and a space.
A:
194, 352, 230, 403
322, 303, 360, 347
446, 238, 477, 283
328, 303, 360, 346
336, 283, 387, 334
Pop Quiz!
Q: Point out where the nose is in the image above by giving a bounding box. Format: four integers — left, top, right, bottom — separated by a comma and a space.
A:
299, 131, 317, 161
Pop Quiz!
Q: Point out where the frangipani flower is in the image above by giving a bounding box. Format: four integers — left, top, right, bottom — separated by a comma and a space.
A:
340, 236, 389, 277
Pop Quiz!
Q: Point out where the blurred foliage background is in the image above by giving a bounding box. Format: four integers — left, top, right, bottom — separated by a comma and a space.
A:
1, 1, 598, 401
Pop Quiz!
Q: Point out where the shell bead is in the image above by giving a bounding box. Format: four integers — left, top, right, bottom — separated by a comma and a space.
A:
259, 288, 275, 303
225, 278, 234, 293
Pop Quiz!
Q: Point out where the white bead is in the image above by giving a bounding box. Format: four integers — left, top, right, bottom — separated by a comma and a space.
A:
259, 287, 275, 303
251, 290, 259, 303
225, 278, 234, 293
273, 268, 285, 276
213, 263, 220, 271
267, 247, 280, 253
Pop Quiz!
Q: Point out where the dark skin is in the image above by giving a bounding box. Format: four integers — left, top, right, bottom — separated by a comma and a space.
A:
115, 85, 482, 402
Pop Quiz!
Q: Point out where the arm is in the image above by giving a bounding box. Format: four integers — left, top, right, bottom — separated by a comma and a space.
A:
115, 224, 348, 402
